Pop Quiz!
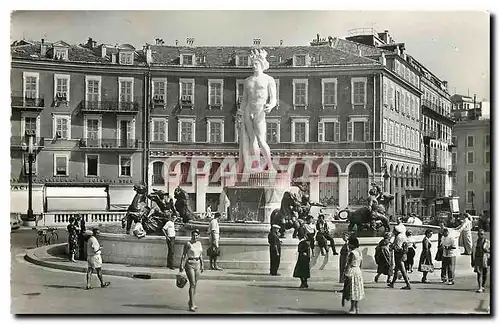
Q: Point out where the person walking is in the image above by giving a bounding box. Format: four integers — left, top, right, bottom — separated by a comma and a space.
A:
441, 228, 457, 285
162, 215, 176, 270
205, 205, 212, 219
268, 224, 282, 276
341, 236, 365, 314
293, 231, 311, 288
374, 232, 393, 283
471, 229, 490, 293
315, 214, 339, 256
86, 228, 110, 290
179, 229, 204, 312
456, 214, 473, 255
418, 229, 434, 283
435, 222, 446, 281
67, 216, 79, 262
208, 212, 223, 270
388, 223, 411, 290
77, 214, 87, 261
405, 230, 417, 273
339, 232, 350, 284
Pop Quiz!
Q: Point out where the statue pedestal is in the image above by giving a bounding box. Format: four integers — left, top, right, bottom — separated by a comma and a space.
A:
222, 172, 295, 223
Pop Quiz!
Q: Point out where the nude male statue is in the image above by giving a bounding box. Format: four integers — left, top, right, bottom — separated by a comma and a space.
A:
238, 48, 277, 172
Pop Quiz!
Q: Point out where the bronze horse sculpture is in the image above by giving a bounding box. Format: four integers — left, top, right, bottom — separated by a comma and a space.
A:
174, 187, 194, 223
121, 184, 150, 234
270, 191, 301, 238
338, 183, 394, 232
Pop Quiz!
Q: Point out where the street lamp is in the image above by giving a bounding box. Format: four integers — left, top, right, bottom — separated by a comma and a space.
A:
25, 130, 35, 222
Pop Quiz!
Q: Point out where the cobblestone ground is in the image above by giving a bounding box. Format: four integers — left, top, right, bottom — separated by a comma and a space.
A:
11, 230, 491, 315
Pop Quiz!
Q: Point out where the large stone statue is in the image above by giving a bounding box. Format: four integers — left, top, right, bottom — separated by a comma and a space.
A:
238, 48, 277, 173
338, 183, 394, 233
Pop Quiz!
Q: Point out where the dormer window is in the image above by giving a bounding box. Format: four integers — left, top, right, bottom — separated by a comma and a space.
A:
236, 55, 249, 66
293, 54, 308, 67
119, 52, 134, 65
53, 48, 68, 60
181, 54, 195, 66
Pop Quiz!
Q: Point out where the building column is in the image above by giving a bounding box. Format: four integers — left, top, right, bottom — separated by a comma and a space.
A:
338, 173, 349, 208
309, 173, 320, 203
147, 162, 153, 194
195, 173, 208, 214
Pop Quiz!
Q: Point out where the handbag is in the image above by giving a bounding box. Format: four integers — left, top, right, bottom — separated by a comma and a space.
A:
176, 273, 188, 289
420, 264, 434, 273
435, 247, 443, 262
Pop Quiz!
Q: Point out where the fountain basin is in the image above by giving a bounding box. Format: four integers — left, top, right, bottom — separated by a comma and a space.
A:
97, 223, 440, 271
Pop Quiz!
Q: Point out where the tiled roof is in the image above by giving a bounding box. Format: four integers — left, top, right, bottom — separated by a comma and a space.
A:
146, 44, 378, 67
12, 39, 379, 67
331, 37, 392, 57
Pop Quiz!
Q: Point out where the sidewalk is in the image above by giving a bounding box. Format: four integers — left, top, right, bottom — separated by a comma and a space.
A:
25, 243, 478, 282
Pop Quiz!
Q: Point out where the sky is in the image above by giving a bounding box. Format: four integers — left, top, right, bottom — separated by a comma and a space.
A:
9, 10, 491, 101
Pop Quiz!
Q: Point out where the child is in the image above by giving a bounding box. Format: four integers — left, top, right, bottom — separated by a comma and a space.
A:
405, 230, 417, 273
341, 236, 365, 314
339, 232, 350, 284
293, 231, 311, 288
374, 232, 393, 283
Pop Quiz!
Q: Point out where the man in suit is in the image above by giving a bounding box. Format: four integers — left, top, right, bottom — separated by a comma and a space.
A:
268, 224, 282, 276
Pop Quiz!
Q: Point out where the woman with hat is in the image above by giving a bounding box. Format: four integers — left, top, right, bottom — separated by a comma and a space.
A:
179, 229, 204, 311
418, 229, 434, 283
293, 231, 311, 288
268, 224, 282, 276
388, 223, 411, 290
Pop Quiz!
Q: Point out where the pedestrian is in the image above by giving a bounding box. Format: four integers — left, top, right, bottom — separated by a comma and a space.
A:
341, 236, 365, 315
67, 216, 78, 262
206, 205, 212, 219
388, 223, 411, 290
471, 228, 490, 293
405, 230, 416, 273
162, 214, 176, 270
208, 212, 223, 270
418, 229, 434, 283
339, 231, 350, 283
441, 228, 457, 285
293, 231, 311, 288
268, 224, 282, 276
435, 222, 446, 280
315, 214, 339, 256
303, 215, 316, 256
86, 228, 111, 290
374, 232, 393, 283
179, 229, 204, 312
456, 214, 473, 255
77, 214, 87, 261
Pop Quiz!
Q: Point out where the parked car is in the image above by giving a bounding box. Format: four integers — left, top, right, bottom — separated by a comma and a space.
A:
10, 213, 22, 230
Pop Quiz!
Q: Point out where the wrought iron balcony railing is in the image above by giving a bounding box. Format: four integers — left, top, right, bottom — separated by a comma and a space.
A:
80, 99, 140, 113
78, 138, 142, 149
11, 136, 45, 148
11, 92, 45, 109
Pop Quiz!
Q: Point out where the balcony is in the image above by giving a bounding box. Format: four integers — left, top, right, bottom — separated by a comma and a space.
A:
10, 136, 45, 149
78, 138, 143, 150
11, 92, 45, 111
79, 99, 140, 114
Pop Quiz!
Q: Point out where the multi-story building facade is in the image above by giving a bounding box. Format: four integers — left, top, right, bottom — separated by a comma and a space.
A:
451, 111, 491, 216
11, 38, 146, 212
451, 94, 482, 121
335, 28, 454, 218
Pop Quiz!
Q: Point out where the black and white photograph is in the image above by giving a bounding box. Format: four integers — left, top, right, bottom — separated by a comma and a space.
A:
7, 9, 492, 315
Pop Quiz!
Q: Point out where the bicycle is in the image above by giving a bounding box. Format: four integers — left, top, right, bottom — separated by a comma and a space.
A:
36, 227, 59, 247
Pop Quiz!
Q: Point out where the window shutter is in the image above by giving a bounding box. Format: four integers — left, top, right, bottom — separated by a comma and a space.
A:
347, 122, 353, 142
334, 121, 340, 142
364, 121, 370, 141
318, 122, 324, 142
24, 154, 36, 175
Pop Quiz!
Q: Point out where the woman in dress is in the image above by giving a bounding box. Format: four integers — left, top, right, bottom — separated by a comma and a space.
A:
293, 231, 311, 288
374, 232, 393, 283
179, 229, 204, 312
67, 216, 79, 262
341, 236, 365, 314
418, 229, 434, 283
339, 232, 350, 283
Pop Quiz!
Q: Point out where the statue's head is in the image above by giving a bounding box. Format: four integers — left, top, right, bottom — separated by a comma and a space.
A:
133, 184, 147, 194
368, 188, 378, 196
301, 194, 310, 204
250, 48, 269, 72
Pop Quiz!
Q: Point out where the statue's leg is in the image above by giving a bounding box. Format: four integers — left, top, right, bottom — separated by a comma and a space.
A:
253, 112, 274, 171
243, 114, 259, 169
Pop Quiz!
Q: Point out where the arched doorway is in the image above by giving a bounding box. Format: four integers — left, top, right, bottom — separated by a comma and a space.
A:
152, 161, 165, 185
318, 162, 339, 206
348, 163, 369, 206
180, 162, 193, 185
208, 162, 221, 186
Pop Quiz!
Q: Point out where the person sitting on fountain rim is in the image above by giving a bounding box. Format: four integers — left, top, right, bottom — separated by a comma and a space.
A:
316, 214, 339, 256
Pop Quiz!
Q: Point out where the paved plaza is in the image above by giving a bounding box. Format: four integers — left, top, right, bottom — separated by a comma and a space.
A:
11, 229, 491, 315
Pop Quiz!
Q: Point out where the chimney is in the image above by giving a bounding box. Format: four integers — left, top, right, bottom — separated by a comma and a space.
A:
317, 33, 320, 43
87, 37, 94, 49
186, 37, 194, 46
101, 45, 107, 58
280, 40, 283, 46
443, 81, 448, 91
111, 53, 117, 64
327, 36, 333, 47
175, 39, 178, 46
379, 52, 386, 65
145, 44, 152, 64
253, 38, 261, 46
40, 38, 47, 57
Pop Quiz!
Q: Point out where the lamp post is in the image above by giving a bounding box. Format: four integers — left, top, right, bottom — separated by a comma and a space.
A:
25, 130, 35, 221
